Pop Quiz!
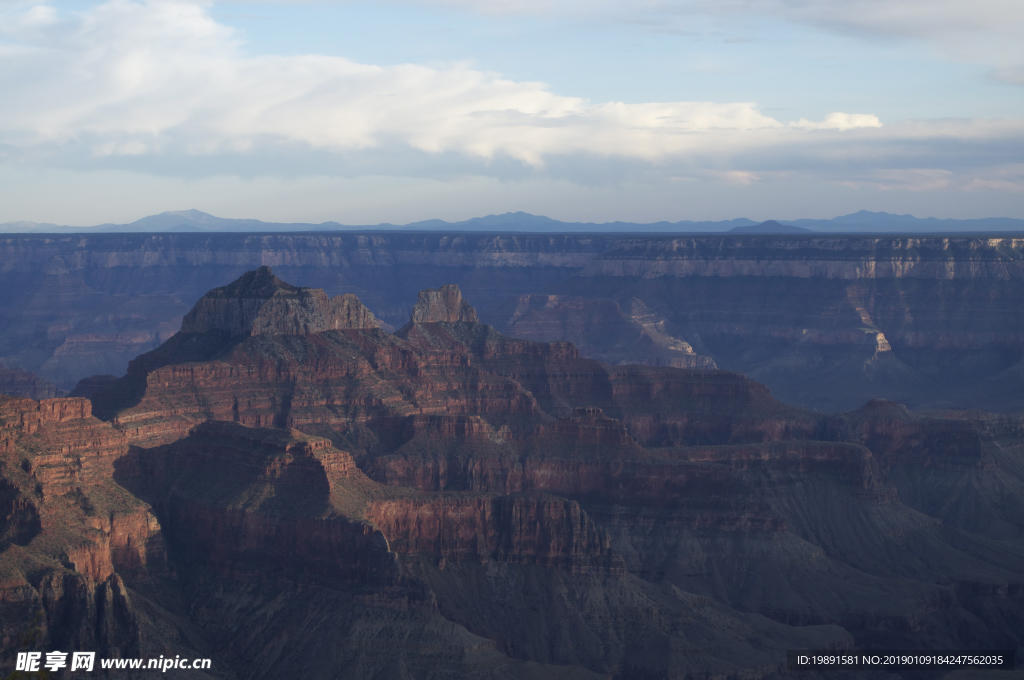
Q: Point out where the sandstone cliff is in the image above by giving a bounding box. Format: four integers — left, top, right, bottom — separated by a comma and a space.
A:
116, 421, 853, 679
490, 294, 717, 369
0, 362, 66, 400
11, 269, 1024, 678
0, 395, 167, 669
121, 420, 623, 575
409, 284, 478, 323
181, 265, 380, 336
582, 236, 1024, 280
6, 232, 1024, 411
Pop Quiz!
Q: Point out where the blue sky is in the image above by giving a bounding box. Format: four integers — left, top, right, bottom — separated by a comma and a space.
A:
1, 0, 1022, 225
221, 2, 1015, 121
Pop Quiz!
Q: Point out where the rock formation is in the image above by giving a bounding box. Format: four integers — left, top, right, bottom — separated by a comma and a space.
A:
329, 292, 381, 330
4, 268, 1024, 678
0, 395, 168, 668
409, 283, 478, 323
6, 232, 1024, 411
491, 294, 716, 369
0, 362, 66, 400
181, 265, 380, 336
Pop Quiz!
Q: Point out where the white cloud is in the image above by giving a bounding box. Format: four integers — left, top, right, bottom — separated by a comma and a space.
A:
791, 113, 882, 131
0, 0, 885, 168
0, 0, 1021, 200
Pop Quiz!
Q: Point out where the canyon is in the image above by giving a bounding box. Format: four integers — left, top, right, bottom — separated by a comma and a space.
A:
2, 232, 1024, 413
1, 263, 1023, 678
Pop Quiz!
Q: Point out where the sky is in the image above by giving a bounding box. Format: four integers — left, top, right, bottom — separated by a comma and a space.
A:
0, 0, 1022, 225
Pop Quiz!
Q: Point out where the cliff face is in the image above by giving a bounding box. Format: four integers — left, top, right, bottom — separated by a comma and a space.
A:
365, 494, 625, 574
0, 362, 65, 400
4, 232, 1024, 411
0, 396, 165, 667
181, 265, 380, 336
116, 420, 623, 579
330, 293, 381, 330
82, 276, 815, 450
827, 399, 986, 463
491, 295, 717, 369
114, 419, 859, 680
581, 236, 1024, 280
6, 268, 1024, 678
409, 284, 479, 323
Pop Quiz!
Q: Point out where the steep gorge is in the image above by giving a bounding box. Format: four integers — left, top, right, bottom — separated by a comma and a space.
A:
2, 267, 1024, 678
3, 232, 1024, 413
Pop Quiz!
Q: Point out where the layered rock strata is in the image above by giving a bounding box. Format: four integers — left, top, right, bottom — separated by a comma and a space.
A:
79, 273, 818, 450
7, 232, 1024, 411
117, 420, 623, 578
492, 295, 716, 369
6, 268, 1019, 678
181, 265, 381, 336
0, 395, 165, 667
117, 421, 852, 679
409, 283, 478, 323
0, 362, 65, 400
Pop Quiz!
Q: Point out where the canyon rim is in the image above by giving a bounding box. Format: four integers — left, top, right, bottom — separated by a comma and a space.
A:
1, 237, 1024, 678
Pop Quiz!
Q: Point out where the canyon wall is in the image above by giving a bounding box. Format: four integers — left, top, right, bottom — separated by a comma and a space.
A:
4, 269, 1024, 678
2, 232, 1024, 412
0, 395, 168, 670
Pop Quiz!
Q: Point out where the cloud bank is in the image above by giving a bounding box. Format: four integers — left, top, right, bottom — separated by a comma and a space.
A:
0, 0, 1021, 197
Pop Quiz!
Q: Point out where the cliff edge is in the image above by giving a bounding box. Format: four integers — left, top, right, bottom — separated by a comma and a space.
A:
180, 265, 380, 336
410, 284, 478, 323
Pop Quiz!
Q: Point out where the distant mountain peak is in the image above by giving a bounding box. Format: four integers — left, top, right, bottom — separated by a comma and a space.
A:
127, 209, 250, 231
5, 209, 1023, 235
728, 220, 814, 234
832, 210, 917, 224
159, 209, 217, 220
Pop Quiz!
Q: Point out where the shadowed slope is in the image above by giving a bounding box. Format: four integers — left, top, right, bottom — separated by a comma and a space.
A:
44, 268, 1024, 676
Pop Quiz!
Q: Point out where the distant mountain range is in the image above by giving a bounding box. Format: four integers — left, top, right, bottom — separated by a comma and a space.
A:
2, 208, 1023, 234
726, 220, 814, 234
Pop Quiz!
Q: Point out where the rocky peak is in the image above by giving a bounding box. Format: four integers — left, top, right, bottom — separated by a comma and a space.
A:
330, 294, 381, 331
180, 266, 380, 336
409, 284, 478, 323
207, 265, 296, 300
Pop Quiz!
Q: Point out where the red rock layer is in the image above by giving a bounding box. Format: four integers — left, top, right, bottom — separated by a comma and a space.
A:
369, 426, 881, 501
1, 398, 125, 497
135, 421, 624, 580
400, 414, 500, 441
64, 511, 164, 583
90, 272, 822, 454
0, 396, 164, 582
0, 396, 164, 665
0, 363, 65, 400
827, 399, 985, 464
606, 366, 822, 446
110, 328, 546, 447
365, 494, 625, 575
167, 500, 397, 582
408, 284, 478, 323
